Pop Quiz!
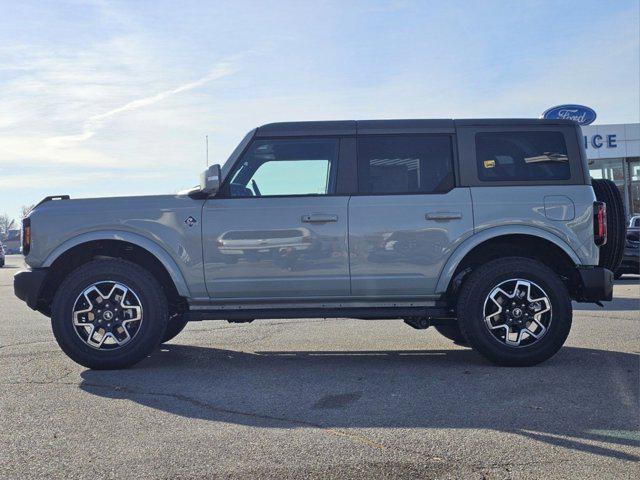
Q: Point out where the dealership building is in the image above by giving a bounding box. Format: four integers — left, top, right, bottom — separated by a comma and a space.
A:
582, 123, 640, 218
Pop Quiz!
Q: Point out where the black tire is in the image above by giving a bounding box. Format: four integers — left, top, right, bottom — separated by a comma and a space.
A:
162, 315, 189, 343
591, 178, 626, 271
457, 257, 572, 366
434, 323, 468, 345
51, 258, 168, 369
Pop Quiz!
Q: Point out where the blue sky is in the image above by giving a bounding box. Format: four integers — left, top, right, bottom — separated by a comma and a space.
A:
0, 0, 639, 222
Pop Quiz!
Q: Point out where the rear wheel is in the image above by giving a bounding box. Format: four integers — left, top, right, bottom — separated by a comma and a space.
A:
51, 258, 168, 369
457, 257, 572, 366
592, 178, 626, 271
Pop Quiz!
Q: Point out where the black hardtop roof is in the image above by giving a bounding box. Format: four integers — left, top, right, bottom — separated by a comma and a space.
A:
256, 118, 577, 136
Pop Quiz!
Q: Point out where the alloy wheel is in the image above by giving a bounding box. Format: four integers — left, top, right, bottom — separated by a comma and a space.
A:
72, 281, 143, 349
483, 279, 552, 347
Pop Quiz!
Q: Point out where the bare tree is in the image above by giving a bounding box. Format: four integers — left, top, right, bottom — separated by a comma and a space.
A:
21, 204, 35, 218
0, 213, 12, 237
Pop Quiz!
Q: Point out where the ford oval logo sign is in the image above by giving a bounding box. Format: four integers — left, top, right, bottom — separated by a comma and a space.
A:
542, 104, 596, 125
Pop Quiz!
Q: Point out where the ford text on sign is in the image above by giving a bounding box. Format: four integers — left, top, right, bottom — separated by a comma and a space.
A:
542, 105, 597, 126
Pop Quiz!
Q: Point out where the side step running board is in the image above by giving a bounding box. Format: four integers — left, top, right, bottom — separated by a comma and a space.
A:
184, 306, 454, 322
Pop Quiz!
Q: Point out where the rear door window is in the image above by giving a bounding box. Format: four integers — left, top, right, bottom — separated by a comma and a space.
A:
357, 135, 454, 194
476, 131, 570, 182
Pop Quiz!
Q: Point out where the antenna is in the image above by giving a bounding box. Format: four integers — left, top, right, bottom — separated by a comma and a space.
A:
205, 135, 209, 167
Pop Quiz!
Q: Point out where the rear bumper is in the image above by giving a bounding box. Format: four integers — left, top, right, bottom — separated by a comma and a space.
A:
576, 266, 613, 302
14, 268, 47, 310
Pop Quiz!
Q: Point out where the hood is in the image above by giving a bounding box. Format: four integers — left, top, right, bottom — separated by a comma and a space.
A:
30, 194, 192, 216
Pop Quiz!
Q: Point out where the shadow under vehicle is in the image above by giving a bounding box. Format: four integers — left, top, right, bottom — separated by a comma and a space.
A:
79, 344, 639, 462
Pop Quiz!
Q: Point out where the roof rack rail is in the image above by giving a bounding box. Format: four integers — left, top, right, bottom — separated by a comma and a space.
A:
34, 195, 70, 208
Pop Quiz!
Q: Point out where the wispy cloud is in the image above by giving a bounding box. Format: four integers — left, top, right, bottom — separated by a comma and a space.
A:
46, 63, 236, 147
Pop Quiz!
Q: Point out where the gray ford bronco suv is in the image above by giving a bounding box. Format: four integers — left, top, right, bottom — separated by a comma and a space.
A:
14, 119, 625, 369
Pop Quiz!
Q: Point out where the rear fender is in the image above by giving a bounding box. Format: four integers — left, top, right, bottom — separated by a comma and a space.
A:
435, 225, 581, 294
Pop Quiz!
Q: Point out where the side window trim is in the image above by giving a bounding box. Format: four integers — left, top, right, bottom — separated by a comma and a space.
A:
456, 125, 585, 187
355, 133, 456, 196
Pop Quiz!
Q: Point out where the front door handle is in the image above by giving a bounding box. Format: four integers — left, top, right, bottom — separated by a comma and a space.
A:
425, 212, 463, 221
302, 214, 339, 223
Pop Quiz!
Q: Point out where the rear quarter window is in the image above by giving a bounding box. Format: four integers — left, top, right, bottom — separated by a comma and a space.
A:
476, 131, 570, 182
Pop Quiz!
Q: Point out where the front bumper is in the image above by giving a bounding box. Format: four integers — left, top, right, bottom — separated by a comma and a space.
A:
14, 268, 48, 310
576, 266, 613, 302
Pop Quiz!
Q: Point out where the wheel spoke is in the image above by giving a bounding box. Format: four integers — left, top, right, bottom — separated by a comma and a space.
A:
527, 316, 547, 336
524, 324, 543, 339
506, 329, 521, 346
72, 286, 102, 326
109, 327, 130, 346
86, 326, 108, 348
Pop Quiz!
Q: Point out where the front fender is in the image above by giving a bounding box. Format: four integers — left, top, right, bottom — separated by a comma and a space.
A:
434, 225, 582, 294
42, 230, 191, 297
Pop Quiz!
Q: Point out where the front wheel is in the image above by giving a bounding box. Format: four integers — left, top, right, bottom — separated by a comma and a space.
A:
457, 257, 572, 366
51, 259, 168, 369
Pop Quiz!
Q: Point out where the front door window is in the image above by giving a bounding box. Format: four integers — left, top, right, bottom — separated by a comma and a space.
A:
226, 138, 338, 197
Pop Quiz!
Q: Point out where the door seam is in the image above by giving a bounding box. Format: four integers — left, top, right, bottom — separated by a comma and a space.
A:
347, 195, 353, 295
469, 187, 477, 234
200, 199, 211, 298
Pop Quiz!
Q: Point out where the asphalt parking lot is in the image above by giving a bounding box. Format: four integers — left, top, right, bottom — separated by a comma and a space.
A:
0, 254, 638, 479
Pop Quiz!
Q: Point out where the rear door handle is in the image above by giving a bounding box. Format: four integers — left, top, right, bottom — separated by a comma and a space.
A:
302, 214, 339, 223
425, 212, 463, 221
